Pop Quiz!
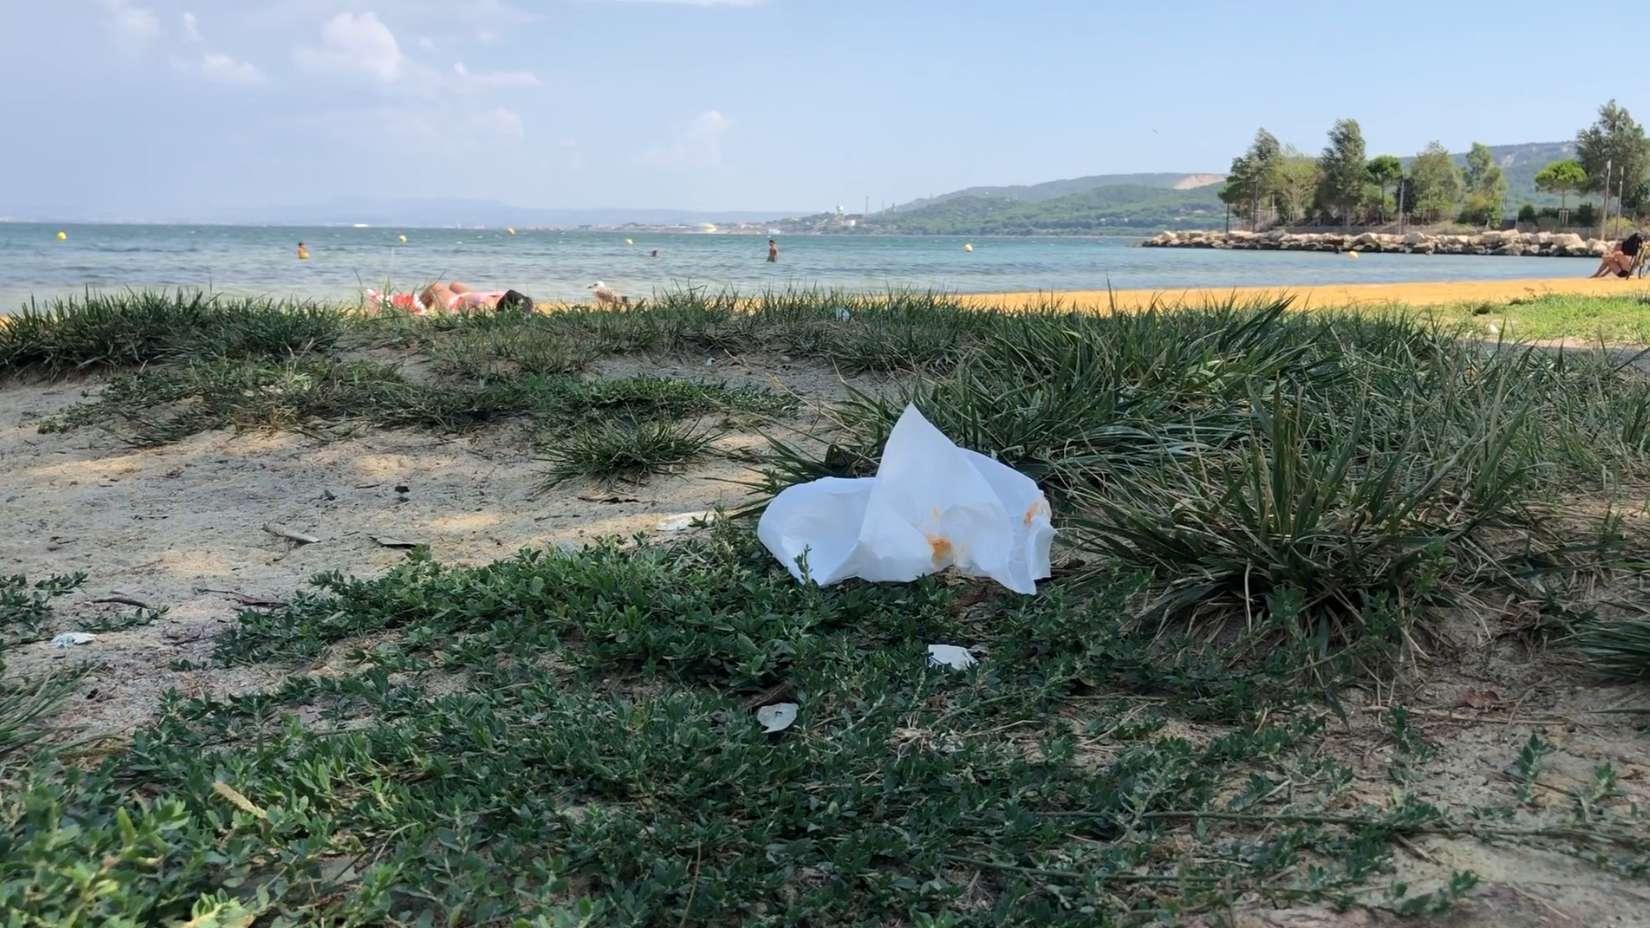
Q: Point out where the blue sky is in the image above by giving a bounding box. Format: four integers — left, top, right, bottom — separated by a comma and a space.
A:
2, 1, 1641, 219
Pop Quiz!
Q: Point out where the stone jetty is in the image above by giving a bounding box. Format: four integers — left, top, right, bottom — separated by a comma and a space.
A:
1142, 229, 1612, 258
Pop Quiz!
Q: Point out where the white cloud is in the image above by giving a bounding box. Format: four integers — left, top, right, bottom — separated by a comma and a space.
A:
452, 62, 542, 91
201, 52, 266, 86
417, 35, 437, 50
181, 12, 202, 43
640, 109, 731, 167
475, 28, 499, 43
101, 0, 162, 45
473, 106, 525, 139
294, 12, 405, 84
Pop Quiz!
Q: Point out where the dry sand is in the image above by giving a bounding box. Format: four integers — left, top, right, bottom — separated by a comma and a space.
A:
1, 353, 857, 734
969, 275, 1650, 313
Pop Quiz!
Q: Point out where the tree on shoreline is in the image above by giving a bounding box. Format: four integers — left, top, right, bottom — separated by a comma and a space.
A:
1317, 119, 1367, 226
1272, 152, 1320, 224
1223, 128, 1282, 228
1460, 142, 1508, 226
1365, 155, 1403, 222
1409, 141, 1462, 223
1533, 159, 1586, 213
1576, 100, 1650, 211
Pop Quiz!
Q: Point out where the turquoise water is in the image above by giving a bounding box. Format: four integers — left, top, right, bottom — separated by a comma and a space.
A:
0, 222, 1596, 310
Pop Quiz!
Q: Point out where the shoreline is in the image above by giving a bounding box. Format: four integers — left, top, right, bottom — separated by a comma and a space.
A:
6, 276, 1650, 319
965, 275, 1650, 312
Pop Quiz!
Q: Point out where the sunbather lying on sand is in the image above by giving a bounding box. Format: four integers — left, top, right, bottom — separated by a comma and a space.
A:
365, 282, 533, 315
420, 281, 533, 313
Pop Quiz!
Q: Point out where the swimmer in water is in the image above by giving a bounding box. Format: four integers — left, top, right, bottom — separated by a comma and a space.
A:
650, 249, 659, 258
767, 238, 778, 263
297, 241, 310, 261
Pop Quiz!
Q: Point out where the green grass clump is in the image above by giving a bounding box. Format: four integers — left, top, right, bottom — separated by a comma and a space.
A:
6, 530, 1642, 924
1433, 293, 1650, 343
9, 529, 1589, 925
0, 574, 88, 761
0, 290, 346, 379
1, 573, 85, 646
41, 359, 457, 445
539, 418, 719, 486
44, 358, 791, 449
1575, 618, 1650, 681
758, 301, 1650, 681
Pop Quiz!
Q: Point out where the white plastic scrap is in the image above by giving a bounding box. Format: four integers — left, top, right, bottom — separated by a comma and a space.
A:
656, 511, 715, 533
756, 702, 798, 733
758, 405, 1054, 593
50, 632, 96, 648
926, 644, 977, 670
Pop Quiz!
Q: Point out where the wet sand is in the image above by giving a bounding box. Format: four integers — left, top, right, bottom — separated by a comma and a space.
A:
968, 275, 1650, 312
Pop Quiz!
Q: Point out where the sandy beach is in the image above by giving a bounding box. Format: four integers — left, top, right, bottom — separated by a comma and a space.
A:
969, 274, 1650, 312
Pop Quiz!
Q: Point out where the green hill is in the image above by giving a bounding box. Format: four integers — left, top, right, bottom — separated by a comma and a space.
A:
1400, 141, 1583, 209
869, 184, 1225, 234
780, 142, 1592, 236
892, 172, 1223, 211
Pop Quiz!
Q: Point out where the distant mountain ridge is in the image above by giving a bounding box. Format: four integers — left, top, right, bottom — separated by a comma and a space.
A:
9, 196, 802, 228
890, 172, 1223, 213
823, 142, 1586, 235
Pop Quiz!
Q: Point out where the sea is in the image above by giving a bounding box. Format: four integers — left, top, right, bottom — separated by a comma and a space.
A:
0, 222, 1596, 311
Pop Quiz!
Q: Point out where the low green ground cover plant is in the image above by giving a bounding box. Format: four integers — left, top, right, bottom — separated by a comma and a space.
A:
5, 288, 1650, 923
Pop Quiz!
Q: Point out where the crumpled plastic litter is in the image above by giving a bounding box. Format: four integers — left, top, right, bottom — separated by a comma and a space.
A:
927, 644, 977, 670
50, 632, 96, 648
758, 405, 1054, 594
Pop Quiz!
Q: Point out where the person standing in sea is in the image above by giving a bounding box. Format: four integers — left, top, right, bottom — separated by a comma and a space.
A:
296, 241, 309, 261
767, 238, 779, 263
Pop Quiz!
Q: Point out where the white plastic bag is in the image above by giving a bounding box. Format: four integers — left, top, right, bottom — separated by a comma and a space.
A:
758, 405, 1054, 594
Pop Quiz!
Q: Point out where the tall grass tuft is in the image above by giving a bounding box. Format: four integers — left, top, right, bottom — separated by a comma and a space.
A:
753, 298, 1649, 680
1575, 618, 1650, 681
0, 290, 346, 379
539, 418, 719, 486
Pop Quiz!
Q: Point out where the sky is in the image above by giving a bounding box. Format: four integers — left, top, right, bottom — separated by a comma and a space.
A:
2, 1, 1644, 220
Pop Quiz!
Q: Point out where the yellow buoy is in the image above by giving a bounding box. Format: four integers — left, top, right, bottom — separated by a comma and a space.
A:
625, 238, 634, 246
56, 230, 67, 241
962, 242, 973, 253
1346, 250, 1359, 260
398, 234, 408, 244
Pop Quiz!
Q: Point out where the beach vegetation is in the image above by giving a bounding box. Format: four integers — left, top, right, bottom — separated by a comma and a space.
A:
539, 417, 721, 486
1576, 99, 1650, 210
7, 288, 1650, 922
0, 290, 345, 381
1364, 154, 1404, 222
1316, 118, 1368, 226
1534, 159, 1588, 212
1409, 142, 1465, 224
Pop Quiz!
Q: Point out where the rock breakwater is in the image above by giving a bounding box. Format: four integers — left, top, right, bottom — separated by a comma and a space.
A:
1142, 229, 1612, 258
